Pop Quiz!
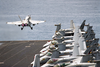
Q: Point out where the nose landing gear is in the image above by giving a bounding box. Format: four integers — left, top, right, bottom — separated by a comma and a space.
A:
31, 27, 33, 30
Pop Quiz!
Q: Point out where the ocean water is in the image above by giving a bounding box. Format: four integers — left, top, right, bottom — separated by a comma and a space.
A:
0, 0, 100, 41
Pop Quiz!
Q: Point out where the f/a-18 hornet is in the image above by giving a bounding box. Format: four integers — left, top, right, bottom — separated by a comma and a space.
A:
6, 15, 45, 30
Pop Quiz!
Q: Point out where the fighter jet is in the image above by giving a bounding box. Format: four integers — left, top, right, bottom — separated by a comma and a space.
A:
6, 15, 45, 30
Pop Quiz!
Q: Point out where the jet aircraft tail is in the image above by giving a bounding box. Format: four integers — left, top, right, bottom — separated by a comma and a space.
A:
72, 42, 81, 56
32, 54, 40, 67
70, 20, 75, 29
78, 36, 86, 50
73, 26, 80, 43
55, 23, 61, 33
80, 20, 86, 30
18, 15, 22, 22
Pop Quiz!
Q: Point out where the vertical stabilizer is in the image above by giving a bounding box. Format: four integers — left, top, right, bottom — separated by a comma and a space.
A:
83, 26, 93, 38
55, 23, 61, 33
33, 54, 40, 67
73, 26, 81, 43
18, 15, 22, 22
80, 20, 86, 30
70, 20, 75, 29
73, 43, 81, 56
78, 37, 86, 50
86, 26, 93, 33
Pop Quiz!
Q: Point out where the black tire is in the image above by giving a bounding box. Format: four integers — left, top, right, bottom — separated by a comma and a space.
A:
21, 28, 23, 30
18, 25, 21, 26
31, 27, 33, 30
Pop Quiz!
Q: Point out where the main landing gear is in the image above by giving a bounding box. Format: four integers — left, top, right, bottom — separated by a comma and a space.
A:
29, 25, 33, 30
21, 26, 33, 30
21, 28, 23, 30
31, 27, 33, 30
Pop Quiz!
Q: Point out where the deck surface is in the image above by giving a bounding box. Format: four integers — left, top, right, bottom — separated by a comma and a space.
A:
0, 40, 49, 67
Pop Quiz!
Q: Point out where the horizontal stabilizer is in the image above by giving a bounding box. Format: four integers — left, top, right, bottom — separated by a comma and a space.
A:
92, 60, 100, 63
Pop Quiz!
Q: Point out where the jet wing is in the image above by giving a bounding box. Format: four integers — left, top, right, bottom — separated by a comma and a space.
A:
67, 63, 96, 67
59, 50, 73, 56
63, 40, 74, 44
43, 41, 51, 48
60, 50, 73, 54
29, 20, 45, 24
40, 46, 49, 53
65, 45, 73, 48
6, 21, 22, 25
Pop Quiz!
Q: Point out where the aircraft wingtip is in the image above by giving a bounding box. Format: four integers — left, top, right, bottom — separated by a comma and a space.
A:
43, 21, 46, 22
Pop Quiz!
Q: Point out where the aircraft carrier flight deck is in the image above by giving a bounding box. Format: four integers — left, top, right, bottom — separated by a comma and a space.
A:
0, 40, 49, 67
